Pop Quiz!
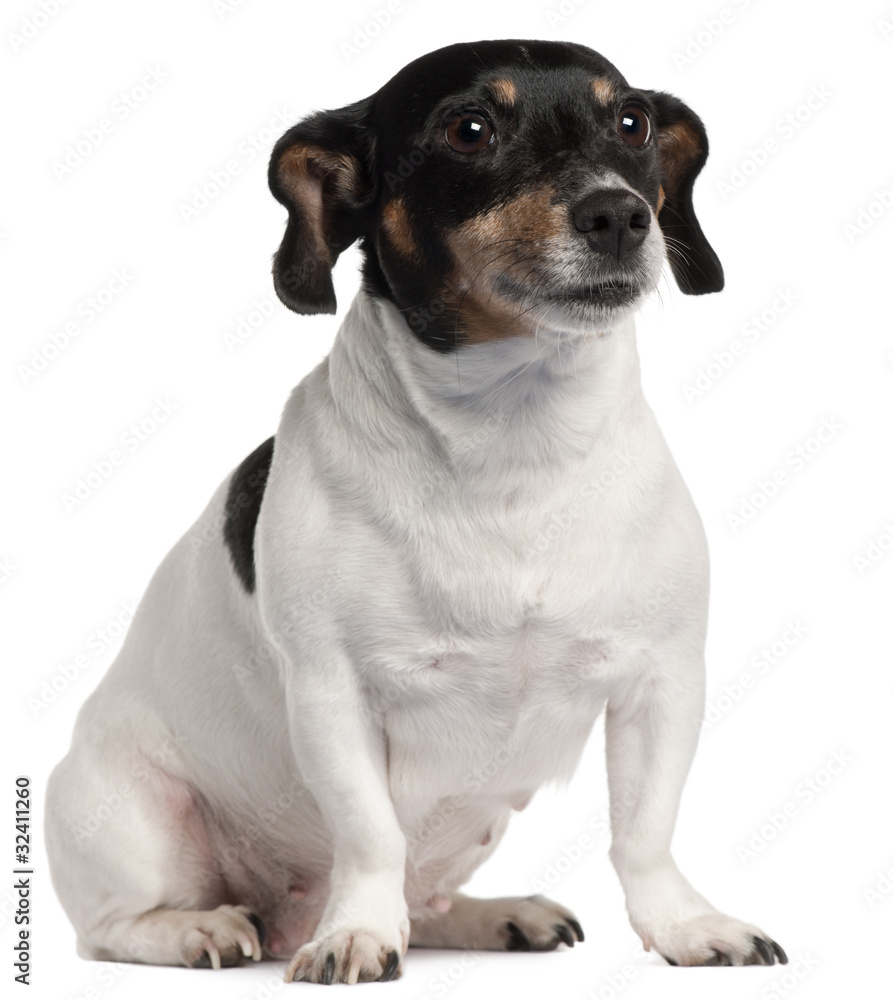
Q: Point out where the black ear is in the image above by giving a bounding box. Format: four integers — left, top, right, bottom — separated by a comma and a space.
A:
268, 100, 375, 314
644, 91, 724, 295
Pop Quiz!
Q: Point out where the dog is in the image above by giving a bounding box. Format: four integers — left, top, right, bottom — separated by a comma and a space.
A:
46, 39, 787, 983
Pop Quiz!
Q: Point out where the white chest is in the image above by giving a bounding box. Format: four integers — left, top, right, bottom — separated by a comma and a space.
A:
353, 520, 640, 810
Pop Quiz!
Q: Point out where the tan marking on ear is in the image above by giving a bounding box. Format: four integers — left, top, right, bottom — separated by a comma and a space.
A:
445, 188, 568, 344
656, 122, 702, 194
277, 145, 362, 200
487, 78, 517, 106
591, 77, 616, 105
656, 185, 666, 215
275, 144, 364, 263
381, 197, 418, 260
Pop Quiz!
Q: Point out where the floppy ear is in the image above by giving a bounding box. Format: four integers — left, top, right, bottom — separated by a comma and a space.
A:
645, 91, 724, 295
268, 100, 375, 314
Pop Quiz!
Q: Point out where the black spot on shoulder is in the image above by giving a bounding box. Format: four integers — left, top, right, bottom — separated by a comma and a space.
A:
223, 436, 274, 594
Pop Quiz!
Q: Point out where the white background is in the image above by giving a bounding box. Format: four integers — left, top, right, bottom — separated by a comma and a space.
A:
3, 0, 892, 998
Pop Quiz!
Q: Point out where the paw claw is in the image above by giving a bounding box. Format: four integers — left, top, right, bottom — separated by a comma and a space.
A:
565, 917, 585, 943
771, 939, 788, 965
247, 912, 267, 949
285, 931, 404, 984
752, 936, 774, 966
645, 910, 784, 967
554, 923, 575, 948
380, 949, 401, 982
505, 921, 532, 952
322, 952, 336, 984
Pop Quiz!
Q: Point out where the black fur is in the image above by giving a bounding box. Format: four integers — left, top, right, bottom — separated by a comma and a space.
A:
223, 437, 274, 594
269, 39, 723, 349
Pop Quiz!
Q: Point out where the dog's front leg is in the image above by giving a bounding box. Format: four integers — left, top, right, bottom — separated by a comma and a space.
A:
280, 647, 408, 984
606, 650, 786, 967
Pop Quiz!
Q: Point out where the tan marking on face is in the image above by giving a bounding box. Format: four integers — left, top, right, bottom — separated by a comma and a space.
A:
381, 197, 418, 260
656, 185, 666, 215
487, 78, 517, 106
591, 77, 616, 105
445, 188, 568, 344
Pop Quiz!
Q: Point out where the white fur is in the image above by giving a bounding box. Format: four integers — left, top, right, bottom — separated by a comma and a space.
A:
46, 259, 780, 977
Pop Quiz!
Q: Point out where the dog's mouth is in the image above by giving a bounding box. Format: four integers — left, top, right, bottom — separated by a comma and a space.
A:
542, 282, 639, 305
494, 275, 641, 311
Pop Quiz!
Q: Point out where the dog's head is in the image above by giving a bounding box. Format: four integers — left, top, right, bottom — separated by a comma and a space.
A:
268, 39, 723, 351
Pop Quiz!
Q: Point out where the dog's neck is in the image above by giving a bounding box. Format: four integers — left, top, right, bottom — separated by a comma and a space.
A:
329, 291, 647, 474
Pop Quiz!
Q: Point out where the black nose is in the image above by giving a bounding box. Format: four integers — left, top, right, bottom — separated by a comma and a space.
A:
573, 190, 651, 259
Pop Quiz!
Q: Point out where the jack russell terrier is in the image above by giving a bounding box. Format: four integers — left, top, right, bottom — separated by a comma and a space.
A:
46, 39, 787, 983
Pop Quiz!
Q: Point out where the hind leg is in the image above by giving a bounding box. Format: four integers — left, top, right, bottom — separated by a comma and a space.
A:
45, 738, 265, 969
97, 904, 265, 969
409, 894, 584, 952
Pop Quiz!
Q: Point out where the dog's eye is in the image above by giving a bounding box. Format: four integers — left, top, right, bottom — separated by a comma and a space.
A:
617, 107, 651, 148
445, 113, 494, 153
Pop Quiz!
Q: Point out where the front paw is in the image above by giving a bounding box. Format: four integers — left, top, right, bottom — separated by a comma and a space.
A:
284, 931, 403, 984
650, 912, 787, 967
